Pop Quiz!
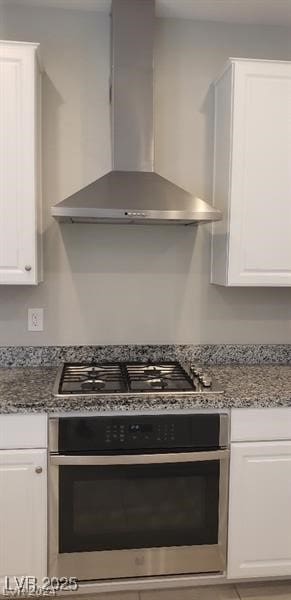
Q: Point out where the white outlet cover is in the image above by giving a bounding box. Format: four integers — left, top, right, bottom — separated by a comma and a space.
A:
28, 308, 44, 332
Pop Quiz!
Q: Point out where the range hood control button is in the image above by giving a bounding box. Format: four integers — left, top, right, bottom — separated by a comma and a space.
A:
125, 211, 147, 217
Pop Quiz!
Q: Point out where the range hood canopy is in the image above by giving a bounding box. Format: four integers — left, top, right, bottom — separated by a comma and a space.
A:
51, 0, 222, 225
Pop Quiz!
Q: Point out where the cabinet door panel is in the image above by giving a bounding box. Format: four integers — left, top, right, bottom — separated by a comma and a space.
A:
0, 449, 47, 582
212, 59, 291, 286
0, 42, 40, 284
228, 442, 291, 579
229, 61, 291, 285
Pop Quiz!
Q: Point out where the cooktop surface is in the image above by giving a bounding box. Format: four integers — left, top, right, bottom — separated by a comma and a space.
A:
54, 361, 222, 396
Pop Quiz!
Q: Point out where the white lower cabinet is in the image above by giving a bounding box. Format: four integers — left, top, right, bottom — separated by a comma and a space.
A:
228, 441, 291, 579
0, 449, 47, 583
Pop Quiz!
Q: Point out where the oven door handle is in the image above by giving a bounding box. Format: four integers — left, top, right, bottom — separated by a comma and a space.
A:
50, 449, 229, 466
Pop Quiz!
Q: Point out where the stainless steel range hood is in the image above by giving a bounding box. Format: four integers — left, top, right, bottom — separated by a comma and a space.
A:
51, 0, 222, 225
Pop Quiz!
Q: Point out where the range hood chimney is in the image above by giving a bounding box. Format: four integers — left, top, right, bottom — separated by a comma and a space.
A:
51, 0, 222, 225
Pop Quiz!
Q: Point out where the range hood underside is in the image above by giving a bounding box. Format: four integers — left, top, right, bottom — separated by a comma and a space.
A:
51, 171, 222, 224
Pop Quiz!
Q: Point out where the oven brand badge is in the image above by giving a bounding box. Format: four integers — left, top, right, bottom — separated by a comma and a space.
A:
135, 556, 145, 567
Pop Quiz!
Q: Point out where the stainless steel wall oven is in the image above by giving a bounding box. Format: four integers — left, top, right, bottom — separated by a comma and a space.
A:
49, 413, 229, 582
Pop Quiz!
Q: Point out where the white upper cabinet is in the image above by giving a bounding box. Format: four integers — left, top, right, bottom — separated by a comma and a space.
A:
0, 41, 42, 285
211, 58, 291, 286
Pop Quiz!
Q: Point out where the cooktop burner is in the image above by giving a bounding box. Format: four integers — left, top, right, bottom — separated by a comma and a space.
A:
60, 363, 126, 394
54, 361, 222, 396
126, 362, 195, 392
81, 379, 106, 391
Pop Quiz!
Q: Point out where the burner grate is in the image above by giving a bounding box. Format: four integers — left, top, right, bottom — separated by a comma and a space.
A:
125, 362, 195, 392
58, 361, 196, 395
60, 363, 127, 394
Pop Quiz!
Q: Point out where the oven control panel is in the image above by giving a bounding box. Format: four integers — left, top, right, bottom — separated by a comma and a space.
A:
57, 414, 228, 453
105, 421, 176, 445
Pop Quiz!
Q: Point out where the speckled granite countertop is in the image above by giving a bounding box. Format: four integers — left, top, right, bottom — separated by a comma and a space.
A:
1, 364, 291, 413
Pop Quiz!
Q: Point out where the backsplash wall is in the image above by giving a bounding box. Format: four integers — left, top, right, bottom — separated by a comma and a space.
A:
0, 5, 291, 345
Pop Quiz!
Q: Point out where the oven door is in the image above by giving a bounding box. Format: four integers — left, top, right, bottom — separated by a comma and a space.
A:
49, 450, 229, 581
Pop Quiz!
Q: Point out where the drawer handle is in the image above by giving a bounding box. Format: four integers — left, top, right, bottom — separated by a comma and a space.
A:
25, 265, 32, 272
35, 466, 43, 474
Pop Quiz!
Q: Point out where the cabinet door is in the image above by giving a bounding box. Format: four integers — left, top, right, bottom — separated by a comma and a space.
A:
228, 441, 291, 579
0, 449, 47, 583
0, 42, 41, 284
228, 60, 291, 286
212, 59, 291, 286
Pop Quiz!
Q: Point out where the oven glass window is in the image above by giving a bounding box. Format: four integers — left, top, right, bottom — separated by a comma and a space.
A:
59, 461, 219, 552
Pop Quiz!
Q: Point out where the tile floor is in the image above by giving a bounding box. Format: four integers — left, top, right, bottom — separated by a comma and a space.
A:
78, 582, 291, 600
236, 582, 291, 600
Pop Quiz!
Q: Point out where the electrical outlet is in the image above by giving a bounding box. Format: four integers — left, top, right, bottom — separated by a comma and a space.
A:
28, 308, 44, 332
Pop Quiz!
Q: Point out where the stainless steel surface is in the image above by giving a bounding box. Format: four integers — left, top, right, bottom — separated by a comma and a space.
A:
64, 573, 227, 595
217, 441, 229, 577
35, 466, 43, 474
51, 0, 222, 225
25, 265, 32, 271
219, 413, 229, 449
51, 172, 222, 224
50, 545, 225, 581
111, 0, 154, 172
52, 360, 223, 398
49, 443, 229, 580
49, 418, 59, 454
50, 449, 229, 466
49, 456, 59, 581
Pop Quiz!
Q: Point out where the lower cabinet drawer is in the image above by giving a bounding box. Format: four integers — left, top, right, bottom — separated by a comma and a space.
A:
231, 408, 291, 442
0, 414, 47, 449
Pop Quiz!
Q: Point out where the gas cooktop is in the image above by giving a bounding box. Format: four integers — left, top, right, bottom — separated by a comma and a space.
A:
53, 361, 222, 396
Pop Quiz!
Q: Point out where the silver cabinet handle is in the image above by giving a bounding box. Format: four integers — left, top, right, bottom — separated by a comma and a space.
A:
35, 466, 43, 474
25, 265, 32, 272
50, 450, 229, 467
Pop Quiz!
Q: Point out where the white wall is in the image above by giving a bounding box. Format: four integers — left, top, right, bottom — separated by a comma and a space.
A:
0, 5, 291, 345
